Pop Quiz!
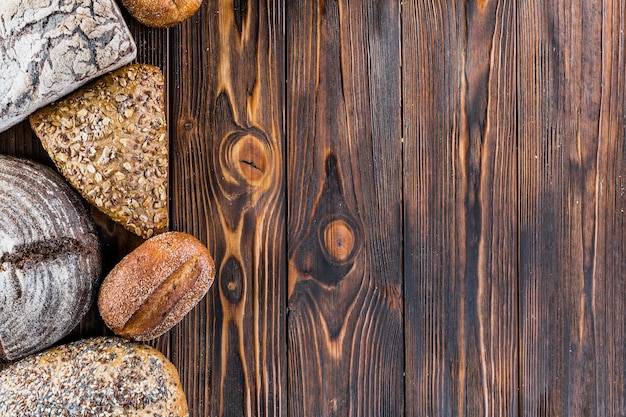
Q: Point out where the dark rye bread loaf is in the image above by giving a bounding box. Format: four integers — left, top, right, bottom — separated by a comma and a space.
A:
0, 155, 101, 361
0, 337, 189, 416
0, 0, 136, 132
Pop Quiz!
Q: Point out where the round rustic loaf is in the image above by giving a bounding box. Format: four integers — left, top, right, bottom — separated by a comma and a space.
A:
120, 0, 203, 28
98, 231, 215, 340
0, 155, 101, 361
0, 337, 189, 416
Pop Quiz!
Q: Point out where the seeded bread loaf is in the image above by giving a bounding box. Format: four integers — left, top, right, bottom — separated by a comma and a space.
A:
0, 155, 101, 361
30, 64, 169, 239
0, 337, 189, 416
0, 0, 136, 132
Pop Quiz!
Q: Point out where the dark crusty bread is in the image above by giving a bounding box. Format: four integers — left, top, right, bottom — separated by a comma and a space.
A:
30, 64, 169, 239
0, 337, 189, 416
98, 231, 215, 340
0, 155, 101, 361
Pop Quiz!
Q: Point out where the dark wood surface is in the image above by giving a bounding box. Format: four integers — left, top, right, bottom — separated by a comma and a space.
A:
1, 0, 625, 415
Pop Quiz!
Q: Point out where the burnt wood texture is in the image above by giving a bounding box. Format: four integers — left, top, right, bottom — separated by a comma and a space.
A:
1, 0, 626, 416
287, 1, 403, 416
403, 0, 518, 415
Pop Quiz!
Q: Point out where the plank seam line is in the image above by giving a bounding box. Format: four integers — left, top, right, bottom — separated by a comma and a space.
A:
398, 1, 407, 416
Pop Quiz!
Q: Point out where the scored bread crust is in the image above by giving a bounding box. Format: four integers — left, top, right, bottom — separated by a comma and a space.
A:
98, 231, 215, 340
121, 0, 203, 28
0, 155, 101, 361
30, 64, 169, 240
0, 337, 189, 416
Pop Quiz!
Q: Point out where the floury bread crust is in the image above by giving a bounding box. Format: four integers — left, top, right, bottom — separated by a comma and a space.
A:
0, 337, 189, 416
0, 0, 137, 132
0, 156, 101, 361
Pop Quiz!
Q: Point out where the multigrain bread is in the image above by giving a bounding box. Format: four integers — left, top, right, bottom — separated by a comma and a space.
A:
0, 337, 189, 416
98, 232, 215, 340
120, 0, 203, 28
30, 64, 169, 239
0, 0, 136, 132
0, 155, 101, 361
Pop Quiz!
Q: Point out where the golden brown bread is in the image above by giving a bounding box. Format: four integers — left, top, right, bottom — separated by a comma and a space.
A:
98, 231, 215, 340
29, 64, 168, 239
0, 337, 189, 416
120, 0, 203, 28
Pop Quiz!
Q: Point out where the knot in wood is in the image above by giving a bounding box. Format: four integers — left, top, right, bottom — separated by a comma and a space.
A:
317, 214, 361, 269
219, 130, 273, 194
234, 134, 268, 183
182, 120, 195, 131
322, 219, 355, 263
219, 257, 244, 304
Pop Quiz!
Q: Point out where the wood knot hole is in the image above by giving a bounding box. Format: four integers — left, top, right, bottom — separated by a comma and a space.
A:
323, 219, 355, 263
234, 134, 268, 183
182, 120, 194, 131
220, 257, 244, 304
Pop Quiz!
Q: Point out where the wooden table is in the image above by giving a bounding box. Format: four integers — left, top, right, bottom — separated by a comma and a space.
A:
2, 0, 626, 415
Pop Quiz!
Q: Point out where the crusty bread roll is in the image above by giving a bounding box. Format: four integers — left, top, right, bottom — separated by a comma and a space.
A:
120, 0, 203, 28
98, 231, 215, 340
0, 155, 101, 361
0, 337, 189, 416
0, 0, 136, 132
30, 64, 169, 240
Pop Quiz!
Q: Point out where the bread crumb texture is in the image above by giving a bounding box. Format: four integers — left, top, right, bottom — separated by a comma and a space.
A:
30, 64, 169, 239
0, 337, 189, 416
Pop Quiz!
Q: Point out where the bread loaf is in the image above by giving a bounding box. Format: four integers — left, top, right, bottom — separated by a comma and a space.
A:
0, 0, 136, 132
30, 64, 169, 239
120, 0, 203, 28
0, 155, 101, 361
98, 231, 215, 340
0, 337, 189, 416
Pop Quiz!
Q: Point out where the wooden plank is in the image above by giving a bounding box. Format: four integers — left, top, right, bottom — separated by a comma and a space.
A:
286, 1, 403, 416
0, 122, 48, 164
402, 0, 518, 414
168, 1, 286, 416
517, 0, 598, 413
592, 2, 626, 413
518, 0, 626, 414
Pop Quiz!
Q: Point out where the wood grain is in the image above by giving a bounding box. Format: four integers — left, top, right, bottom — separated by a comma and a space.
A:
2, 0, 626, 414
592, 2, 626, 413
286, 1, 404, 416
403, 0, 518, 415
0, 114, 49, 164
518, 0, 626, 414
168, 1, 286, 416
